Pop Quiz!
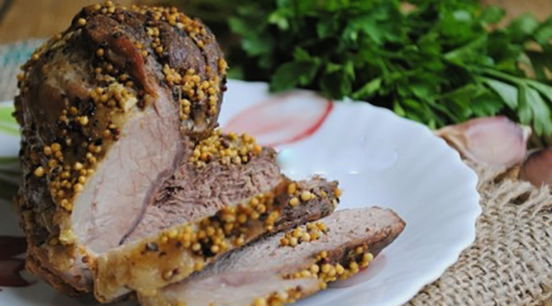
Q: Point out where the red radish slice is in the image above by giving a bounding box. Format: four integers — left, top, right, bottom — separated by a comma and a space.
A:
223, 92, 333, 147
436, 116, 530, 168
521, 148, 552, 187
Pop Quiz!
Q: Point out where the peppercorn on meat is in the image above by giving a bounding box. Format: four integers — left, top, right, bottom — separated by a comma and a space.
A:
139, 207, 405, 306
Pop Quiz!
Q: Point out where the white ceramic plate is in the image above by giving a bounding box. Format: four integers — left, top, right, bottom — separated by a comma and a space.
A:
0, 80, 479, 306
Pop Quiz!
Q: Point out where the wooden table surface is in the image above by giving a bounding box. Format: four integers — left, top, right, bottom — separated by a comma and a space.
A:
0, 0, 137, 43
0, 0, 550, 44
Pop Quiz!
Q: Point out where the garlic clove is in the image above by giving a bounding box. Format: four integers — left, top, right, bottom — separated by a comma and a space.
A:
436, 116, 530, 168
520, 147, 552, 187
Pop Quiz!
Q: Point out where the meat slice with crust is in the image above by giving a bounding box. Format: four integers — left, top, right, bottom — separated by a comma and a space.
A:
139, 207, 405, 306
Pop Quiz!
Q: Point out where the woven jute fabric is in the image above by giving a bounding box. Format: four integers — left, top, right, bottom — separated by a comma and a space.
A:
407, 162, 552, 305
1, 40, 551, 305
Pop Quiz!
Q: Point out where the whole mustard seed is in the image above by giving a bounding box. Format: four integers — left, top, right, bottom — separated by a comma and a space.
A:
252, 297, 267, 306
73, 183, 84, 192
235, 236, 245, 246
168, 228, 178, 239
349, 262, 359, 272
363, 253, 374, 262
316, 222, 328, 232
310, 264, 320, 273
301, 191, 314, 202
289, 197, 299, 207
60, 199, 70, 209
335, 264, 345, 275
287, 183, 297, 195
74, 162, 84, 170
289, 237, 298, 247
51, 143, 61, 152
291, 228, 302, 238
256, 203, 266, 213
34, 166, 45, 177
78, 116, 89, 126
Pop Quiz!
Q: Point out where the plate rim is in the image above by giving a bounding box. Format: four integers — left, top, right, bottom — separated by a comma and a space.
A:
224, 80, 481, 306
342, 97, 480, 306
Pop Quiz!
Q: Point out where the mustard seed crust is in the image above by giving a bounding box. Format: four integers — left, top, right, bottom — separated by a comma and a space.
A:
138, 208, 405, 306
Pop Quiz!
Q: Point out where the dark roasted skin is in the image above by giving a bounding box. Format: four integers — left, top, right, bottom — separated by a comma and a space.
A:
15, 1, 226, 296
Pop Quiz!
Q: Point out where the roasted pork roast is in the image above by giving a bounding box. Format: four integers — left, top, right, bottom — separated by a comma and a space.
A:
139, 207, 405, 306
14, 2, 340, 303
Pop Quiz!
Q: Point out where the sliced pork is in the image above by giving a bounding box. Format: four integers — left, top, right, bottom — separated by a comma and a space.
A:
139, 207, 405, 306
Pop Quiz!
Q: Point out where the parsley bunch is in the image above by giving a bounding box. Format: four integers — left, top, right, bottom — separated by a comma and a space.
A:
218, 0, 552, 141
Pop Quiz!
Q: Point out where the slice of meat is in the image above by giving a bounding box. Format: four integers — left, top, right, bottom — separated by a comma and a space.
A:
139, 207, 405, 306
94, 177, 339, 301
125, 143, 281, 243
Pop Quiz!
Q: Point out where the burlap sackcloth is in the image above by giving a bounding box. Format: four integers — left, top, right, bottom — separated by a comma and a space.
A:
408, 162, 552, 305
1, 41, 551, 305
